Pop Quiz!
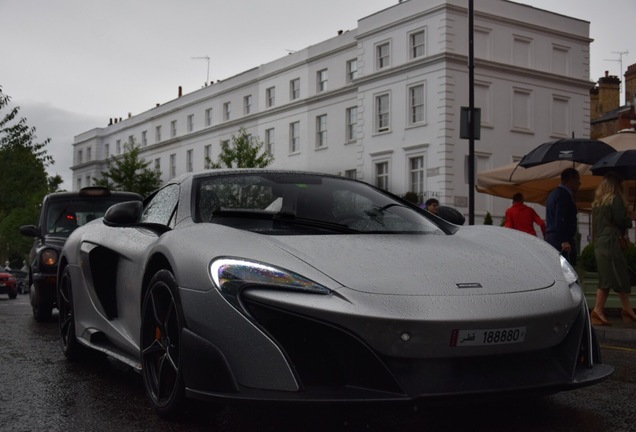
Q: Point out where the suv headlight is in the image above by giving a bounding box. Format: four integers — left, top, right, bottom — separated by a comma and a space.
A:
40, 249, 59, 267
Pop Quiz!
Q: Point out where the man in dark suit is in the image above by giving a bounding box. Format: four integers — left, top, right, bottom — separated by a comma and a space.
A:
546, 168, 581, 265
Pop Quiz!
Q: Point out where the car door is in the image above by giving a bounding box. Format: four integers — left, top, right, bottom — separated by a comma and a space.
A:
75, 185, 180, 358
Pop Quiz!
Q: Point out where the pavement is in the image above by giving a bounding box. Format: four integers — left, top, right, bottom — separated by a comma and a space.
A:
591, 308, 636, 346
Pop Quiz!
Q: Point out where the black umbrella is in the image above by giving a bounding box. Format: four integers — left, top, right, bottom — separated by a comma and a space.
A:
590, 149, 636, 180
518, 138, 616, 168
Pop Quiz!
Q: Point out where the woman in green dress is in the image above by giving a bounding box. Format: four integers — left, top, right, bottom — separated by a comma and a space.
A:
591, 172, 636, 325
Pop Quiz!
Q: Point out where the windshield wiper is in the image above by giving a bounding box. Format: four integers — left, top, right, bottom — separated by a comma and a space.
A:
273, 213, 361, 233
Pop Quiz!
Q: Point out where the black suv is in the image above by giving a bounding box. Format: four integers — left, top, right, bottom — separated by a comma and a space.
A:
20, 187, 142, 321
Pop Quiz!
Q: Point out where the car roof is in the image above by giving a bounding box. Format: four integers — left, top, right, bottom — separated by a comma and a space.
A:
43, 187, 142, 202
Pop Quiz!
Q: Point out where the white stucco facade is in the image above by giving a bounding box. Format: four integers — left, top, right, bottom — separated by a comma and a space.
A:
71, 0, 592, 223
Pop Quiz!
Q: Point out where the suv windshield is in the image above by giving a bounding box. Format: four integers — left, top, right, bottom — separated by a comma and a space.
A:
194, 173, 443, 234
45, 199, 128, 237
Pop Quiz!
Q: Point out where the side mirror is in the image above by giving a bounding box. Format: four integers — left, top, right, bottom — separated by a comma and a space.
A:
103, 201, 143, 226
437, 206, 466, 225
19, 225, 40, 237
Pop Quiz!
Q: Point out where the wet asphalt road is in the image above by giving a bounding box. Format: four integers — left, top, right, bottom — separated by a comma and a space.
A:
1, 294, 636, 432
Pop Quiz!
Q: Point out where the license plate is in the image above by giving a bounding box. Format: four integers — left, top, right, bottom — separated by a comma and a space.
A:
0, 283, 5, 287
450, 327, 526, 347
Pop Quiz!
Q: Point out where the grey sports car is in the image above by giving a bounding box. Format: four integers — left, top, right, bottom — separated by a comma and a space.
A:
57, 169, 612, 417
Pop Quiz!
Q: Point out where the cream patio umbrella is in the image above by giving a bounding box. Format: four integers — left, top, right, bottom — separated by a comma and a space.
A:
476, 129, 636, 209
476, 160, 597, 209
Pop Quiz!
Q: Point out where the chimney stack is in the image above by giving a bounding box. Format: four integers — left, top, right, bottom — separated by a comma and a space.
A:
625, 64, 636, 105
598, 71, 621, 113
178, 86, 183, 97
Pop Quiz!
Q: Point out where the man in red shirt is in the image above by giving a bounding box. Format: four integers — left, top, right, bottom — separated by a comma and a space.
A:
504, 193, 546, 237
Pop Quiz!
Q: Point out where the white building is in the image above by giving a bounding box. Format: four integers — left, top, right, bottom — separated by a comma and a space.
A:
72, 0, 592, 224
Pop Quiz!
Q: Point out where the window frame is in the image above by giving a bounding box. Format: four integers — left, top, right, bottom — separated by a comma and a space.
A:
317, 69, 328, 93
346, 106, 357, 142
375, 93, 391, 133
290, 78, 300, 100
266, 87, 275, 107
409, 29, 426, 59
376, 41, 391, 70
315, 114, 327, 149
289, 121, 300, 154
407, 83, 426, 126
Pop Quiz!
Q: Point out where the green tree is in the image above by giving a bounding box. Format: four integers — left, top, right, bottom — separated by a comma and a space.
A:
93, 140, 162, 197
0, 86, 60, 266
207, 127, 273, 169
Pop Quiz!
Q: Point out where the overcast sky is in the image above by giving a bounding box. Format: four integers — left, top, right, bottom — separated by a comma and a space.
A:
1, 0, 634, 189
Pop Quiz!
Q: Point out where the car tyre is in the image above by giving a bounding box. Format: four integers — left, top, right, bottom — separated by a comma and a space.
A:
141, 270, 186, 418
58, 266, 89, 360
9, 292, 17, 299
31, 284, 52, 322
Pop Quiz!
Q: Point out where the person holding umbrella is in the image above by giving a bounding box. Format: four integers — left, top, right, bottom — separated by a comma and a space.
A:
545, 168, 581, 265
590, 172, 636, 325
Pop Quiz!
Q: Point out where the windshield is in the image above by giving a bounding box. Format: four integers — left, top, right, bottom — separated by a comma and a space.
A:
45, 198, 130, 237
194, 173, 443, 235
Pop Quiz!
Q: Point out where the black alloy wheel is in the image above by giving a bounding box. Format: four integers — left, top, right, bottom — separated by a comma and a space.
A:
58, 266, 87, 360
141, 270, 186, 418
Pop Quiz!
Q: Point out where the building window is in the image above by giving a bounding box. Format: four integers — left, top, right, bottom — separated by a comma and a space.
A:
169, 154, 176, 178
128, 135, 134, 146
187, 115, 194, 132
552, 44, 570, 75
87, 147, 92, 161
512, 88, 533, 132
105, 143, 110, 159
409, 156, 425, 202
171, 120, 177, 138
265, 128, 275, 156
408, 84, 425, 125
317, 69, 328, 92
475, 81, 493, 126
205, 108, 213, 126
344, 169, 357, 179
244, 95, 252, 114
551, 95, 570, 137
142, 130, 147, 146
289, 121, 300, 153
316, 115, 327, 148
409, 30, 426, 59
204, 144, 212, 169
346, 107, 357, 142
290, 78, 300, 100
513, 36, 532, 68
375, 93, 390, 133
85, 176, 91, 187
376, 42, 391, 69
186, 149, 193, 172
375, 161, 389, 190
155, 126, 162, 142
266, 87, 275, 107
77, 150, 83, 164
116, 140, 121, 155
154, 158, 161, 173
223, 102, 231, 121
346, 59, 358, 82
77, 177, 82, 191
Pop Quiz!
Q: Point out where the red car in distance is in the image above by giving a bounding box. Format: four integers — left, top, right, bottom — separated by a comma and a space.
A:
0, 270, 18, 299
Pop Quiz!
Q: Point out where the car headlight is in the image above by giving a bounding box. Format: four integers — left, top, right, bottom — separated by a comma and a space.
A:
210, 258, 331, 308
40, 249, 58, 267
560, 255, 578, 286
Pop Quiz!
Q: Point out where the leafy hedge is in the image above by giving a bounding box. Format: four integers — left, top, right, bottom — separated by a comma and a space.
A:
580, 242, 636, 273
